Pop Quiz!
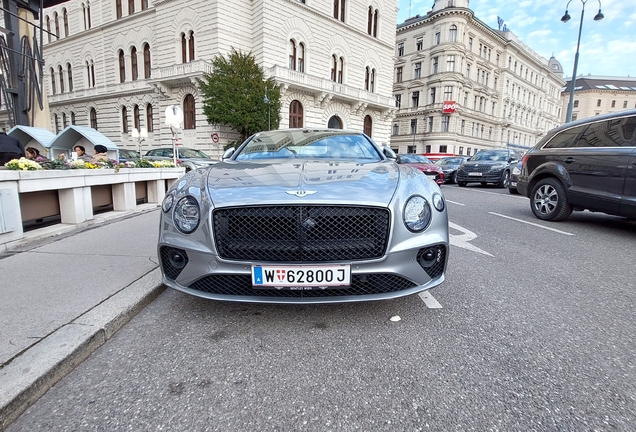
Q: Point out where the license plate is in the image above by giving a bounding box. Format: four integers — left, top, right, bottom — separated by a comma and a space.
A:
468, 172, 483, 176
252, 265, 350, 289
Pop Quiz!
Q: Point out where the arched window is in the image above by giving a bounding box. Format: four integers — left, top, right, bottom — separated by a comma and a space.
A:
58, 65, 64, 93
122, 106, 128, 133
183, 94, 196, 129
131, 47, 138, 81
63, 9, 69, 36
289, 40, 296, 70
54, 12, 59, 39
90, 107, 97, 129
365, 67, 370, 91
67, 63, 73, 91
373, 10, 378, 37
62, 113, 67, 128
128, 0, 135, 14
449, 25, 457, 42
370, 68, 375, 92
119, 50, 125, 82
46, 16, 51, 43
143, 43, 151, 78
141, 0, 148, 10
87, 2, 91, 28
133, 104, 140, 130
367, 7, 373, 34
50, 68, 56, 94
338, 57, 344, 83
333, 0, 345, 21
116, 0, 122, 19
181, 33, 187, 63
54, 114, 59, 133
364, 115, 372, 137
298, 43, 305, 72
331, 55, 337, 81
146, 104, 154, 132
188, 31, 195, 61
289, 100, 303, 128
71, 111, 76, 125
328, 115, 342, 129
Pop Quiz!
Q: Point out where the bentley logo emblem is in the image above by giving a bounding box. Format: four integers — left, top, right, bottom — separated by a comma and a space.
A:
286, 190, 317, 197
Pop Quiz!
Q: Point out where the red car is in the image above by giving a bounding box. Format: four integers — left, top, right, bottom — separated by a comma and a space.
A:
397, 154, 445, 184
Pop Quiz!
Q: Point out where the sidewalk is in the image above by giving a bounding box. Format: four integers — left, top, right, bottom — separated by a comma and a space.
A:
0, 206, 166, 429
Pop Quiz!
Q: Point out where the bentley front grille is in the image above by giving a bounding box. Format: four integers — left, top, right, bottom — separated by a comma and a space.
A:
213, 206, 390, 262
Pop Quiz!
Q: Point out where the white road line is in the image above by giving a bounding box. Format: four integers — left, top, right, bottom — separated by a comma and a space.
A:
449, 222, 494, 256
488, 212, 575, 236
419, 291, 442, 308
454, 188, 527, 199
445, 199, 465, 206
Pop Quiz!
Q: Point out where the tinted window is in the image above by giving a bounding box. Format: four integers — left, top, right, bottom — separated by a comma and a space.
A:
543, 125, 587, 149
400, 154, 432, 164
470, 151, 508, 161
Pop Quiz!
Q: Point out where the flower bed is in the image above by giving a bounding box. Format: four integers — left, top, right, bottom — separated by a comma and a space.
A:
4, 157, 180, 171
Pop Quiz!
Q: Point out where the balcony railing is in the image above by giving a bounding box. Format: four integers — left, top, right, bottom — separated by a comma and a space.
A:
149, 59, 214, 86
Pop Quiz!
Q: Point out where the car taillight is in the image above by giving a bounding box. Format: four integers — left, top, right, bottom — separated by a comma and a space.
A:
521, 154, 529, 167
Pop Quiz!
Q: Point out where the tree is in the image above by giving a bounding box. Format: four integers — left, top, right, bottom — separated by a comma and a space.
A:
199, 49, 281, 141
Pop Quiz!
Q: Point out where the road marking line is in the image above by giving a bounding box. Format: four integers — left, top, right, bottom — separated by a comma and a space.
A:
488, 212, 575, 236
445, 199, 465, 206
449, 222, 494, 256
419, 291, 442, 308
455, 188, 526, 199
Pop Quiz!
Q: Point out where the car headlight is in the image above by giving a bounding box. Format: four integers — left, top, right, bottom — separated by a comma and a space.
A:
490, 163, 507, 170
173, 196, 200, 233
162, 193, 174, 213
512, 166, 521, 175
403, 195, 432, 232
432, 193, 445, 212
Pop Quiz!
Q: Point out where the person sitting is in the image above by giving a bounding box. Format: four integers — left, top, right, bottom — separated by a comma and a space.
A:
25, 147, 48, 162
0, 132, 25, 166
74, 145, 92, 162
91, 145, 109, 163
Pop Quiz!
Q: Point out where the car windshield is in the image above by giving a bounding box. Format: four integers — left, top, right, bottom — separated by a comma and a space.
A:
121, 149, 140, 158
470, 151, 509, 162
436, 157, 465, 165
399, 154, 432, 164
234, 130, 382, 161
178, 148, 211, 159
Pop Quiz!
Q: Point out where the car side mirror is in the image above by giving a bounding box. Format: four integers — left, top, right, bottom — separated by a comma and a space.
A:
382, 145, 397, 160
222, 147, 235, 160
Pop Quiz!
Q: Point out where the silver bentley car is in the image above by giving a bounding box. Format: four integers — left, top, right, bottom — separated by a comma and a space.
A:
158, 129, 449, 303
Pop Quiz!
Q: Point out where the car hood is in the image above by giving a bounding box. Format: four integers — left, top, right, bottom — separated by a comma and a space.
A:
404, 163, 440, 172
462, 160, 508, 167
206, 160, 399, 207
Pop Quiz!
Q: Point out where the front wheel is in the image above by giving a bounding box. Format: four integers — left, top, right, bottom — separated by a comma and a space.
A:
457, 181, 467, 187
451, 171, 458, 184
530, 178, 572, 221
497, 170, 510, 188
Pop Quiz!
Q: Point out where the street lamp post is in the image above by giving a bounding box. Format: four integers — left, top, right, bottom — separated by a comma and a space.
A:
263, 88, 271, 131
561, 0, 604, 123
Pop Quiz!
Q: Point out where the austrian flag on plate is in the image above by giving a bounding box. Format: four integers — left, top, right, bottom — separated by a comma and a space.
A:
276, 269, 286, 281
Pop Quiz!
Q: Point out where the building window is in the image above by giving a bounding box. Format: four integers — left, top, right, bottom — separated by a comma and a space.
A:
90, 107, 97, 129
143, 44, 151, 78
572, 113, 578, 120
289, 100, 304, 128
397, 42, 404, 56
364, 115, 372, 137
466, 148, 471, 156
67, 64, 73, 91
573, 100, 579, 108
131, 47, 138, 81
116, 0, 122, 18
459, 146, 464, 155
189, 32, 195, 61
414, 62, 421, 79
597, 99, 601, 107
410, 119, 417, 134
396, 66, 402, 83
432, 57, 438, 74
611, 100, 616, 108
181, 31, 195, 63
54, 114, 59, 133
62, 113, 67, 128
50, 68, 55, 94
441, 116, 449, 132
461, 120, 465, 135
430, 87, 436, 104
412, 91, 419, 107
468, 37, 473, 51
392, 123, 399, 135
142, 0, 148, 10
395, 94, 401, 108
443, 86, 453, 101
428, 116, 433, 132
86, 2, 91, 29
466, 63, 471, 78
289, 40, 297, 70
184, 94, 196, 129
71, 111, 76, 125
435, 32, 440, 44
439, 145, 447, 153
128, 0, 134, 14
328, 115, 343, 128
367, 7, 378, 37
333, 0, 345, 21
330, 55, 344, 83
46, 16, 51, 43
58, 65, 64, 93
446, 55, 455, 72
623, 101, 628, 108
119, 50, 125, 83
416, 37, 423, 51
122, 106, 128, 133
449, 25, 457, 42
146, 104, 154, 132
54, 12, 59, 39
63, 8, 69, 36
133, 104, 140, 130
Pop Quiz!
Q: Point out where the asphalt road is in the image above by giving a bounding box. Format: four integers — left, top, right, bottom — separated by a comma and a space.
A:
7, 184, 636, 431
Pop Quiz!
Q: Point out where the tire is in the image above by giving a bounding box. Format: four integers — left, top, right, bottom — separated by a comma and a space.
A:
497, 170, 510, 188
508, 186, 519, 195
451, 171, 458, 184
457, 181, 467, 187
530, 178, 572, 221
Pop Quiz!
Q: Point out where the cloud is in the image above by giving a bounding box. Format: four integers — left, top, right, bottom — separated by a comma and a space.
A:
528, 29, 552, 38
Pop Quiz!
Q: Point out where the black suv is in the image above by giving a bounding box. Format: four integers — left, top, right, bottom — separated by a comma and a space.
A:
517, 110, 636, 221
456, 149, 522, 188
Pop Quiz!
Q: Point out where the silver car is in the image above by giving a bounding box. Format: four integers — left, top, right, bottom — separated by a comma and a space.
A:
158, 129, 449, 304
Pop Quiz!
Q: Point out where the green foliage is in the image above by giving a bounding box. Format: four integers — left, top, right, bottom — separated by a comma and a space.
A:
198, 49, 281, 141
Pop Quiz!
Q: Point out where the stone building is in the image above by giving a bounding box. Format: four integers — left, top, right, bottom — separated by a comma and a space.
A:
561, 76, 636, 122
2, 0, 398, 157
391, 0, 565, 156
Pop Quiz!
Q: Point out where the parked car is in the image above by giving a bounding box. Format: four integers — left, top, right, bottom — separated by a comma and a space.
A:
436, 156, 470, 184
456, 149, 522, 188
158, 129, 449, 303
517, 109, 636, 221
397, 154, 445, 184
508, 160, 523, 194
144, 147, 218, 172
118, 148, 141, 163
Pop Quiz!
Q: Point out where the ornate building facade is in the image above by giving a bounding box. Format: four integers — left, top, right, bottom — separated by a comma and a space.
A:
2, 0, 397, 157
561, 76, 636, 122
391, 0, 565, 156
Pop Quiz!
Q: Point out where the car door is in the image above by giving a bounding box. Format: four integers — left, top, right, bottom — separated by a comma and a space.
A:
564, 118, 631, 213
618, 148, 636, 217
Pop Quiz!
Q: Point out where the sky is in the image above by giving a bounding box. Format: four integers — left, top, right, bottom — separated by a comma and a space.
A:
397, 0, 636, 79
